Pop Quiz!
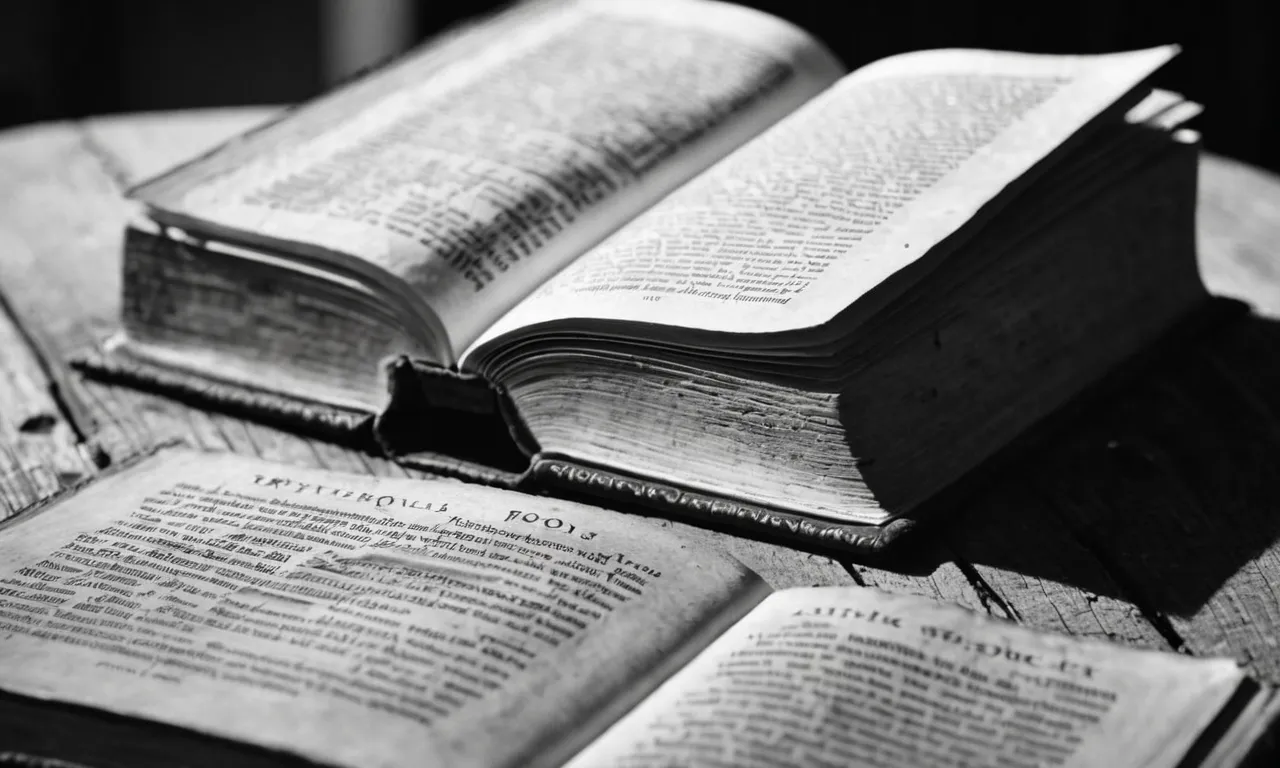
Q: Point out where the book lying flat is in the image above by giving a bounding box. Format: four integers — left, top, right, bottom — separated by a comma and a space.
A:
83, 0, 1210, 550
0, 449, 1274, 767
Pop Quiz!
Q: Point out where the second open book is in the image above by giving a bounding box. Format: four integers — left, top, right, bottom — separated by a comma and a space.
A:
92, 0, 1210, 549
0, 450, 1273, 767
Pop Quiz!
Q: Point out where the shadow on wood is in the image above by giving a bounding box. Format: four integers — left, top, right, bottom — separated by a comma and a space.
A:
949, 306, 1280, 620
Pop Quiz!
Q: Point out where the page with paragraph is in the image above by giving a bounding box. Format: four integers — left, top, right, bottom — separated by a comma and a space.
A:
140, 0, 842, 360
0, 449, 767, 768
564, 587, 1244, 768
470, 46, 1175, 358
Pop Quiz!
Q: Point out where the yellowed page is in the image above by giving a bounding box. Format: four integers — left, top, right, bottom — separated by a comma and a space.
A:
0, 450, 767, 768
471, 46, 1175, 355
142, 0, 842, 361
565, 587, 1244, 768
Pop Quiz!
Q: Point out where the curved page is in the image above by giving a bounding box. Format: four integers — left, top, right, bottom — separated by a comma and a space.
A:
470, 46, 1175, 361
138, 0, 843, 361
0, 450, 767, 768
565, 587, 1245, 768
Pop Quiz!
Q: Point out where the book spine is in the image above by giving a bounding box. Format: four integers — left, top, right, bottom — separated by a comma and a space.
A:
72, 345, 375, 446
526, 456, 917, 554
373, 356, 535, 474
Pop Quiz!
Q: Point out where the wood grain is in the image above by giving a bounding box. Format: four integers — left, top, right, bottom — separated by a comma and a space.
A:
939, 158, 1280, 672
0, 296, 95, 519
993, 315, 1280, 680
4, 110, 1280, 683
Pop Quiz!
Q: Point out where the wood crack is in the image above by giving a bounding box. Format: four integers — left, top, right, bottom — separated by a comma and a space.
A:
834, 557, 869, 586
1035, 491, 1189, 652
953, 557, 1021, 622
0, 279, 109, 470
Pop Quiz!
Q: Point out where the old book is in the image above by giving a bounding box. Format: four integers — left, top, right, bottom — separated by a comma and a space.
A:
0, 449, 1274, 767
84, 0, 1211, 550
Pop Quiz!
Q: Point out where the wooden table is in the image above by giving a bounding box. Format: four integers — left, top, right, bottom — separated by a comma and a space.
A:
5, 109, 1280, 687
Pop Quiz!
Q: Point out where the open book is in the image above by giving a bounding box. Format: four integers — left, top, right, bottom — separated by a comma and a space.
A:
0, 449, 1273, 767
89, 0, 1211, 550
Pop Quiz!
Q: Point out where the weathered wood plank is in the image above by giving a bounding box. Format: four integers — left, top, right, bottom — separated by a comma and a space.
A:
834, 538, 1001, 617
0, 122, 165, 464
1005, 316, 1280, 682
896, 153, 1280, 678
939, 156, 1280, 679
0, 298, 95, 518
943, 480, 1173, 649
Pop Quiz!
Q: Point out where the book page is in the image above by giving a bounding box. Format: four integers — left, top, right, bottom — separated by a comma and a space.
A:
566, 587, 1245, 768
139, 0, 843, 361
0, 450, 767, 768
471, 46, 1174, 356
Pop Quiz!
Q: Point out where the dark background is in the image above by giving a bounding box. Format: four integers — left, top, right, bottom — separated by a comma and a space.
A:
1, 1, 1276, 173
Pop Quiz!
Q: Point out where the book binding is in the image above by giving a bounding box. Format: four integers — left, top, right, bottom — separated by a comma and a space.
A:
73, 344, 907, 553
